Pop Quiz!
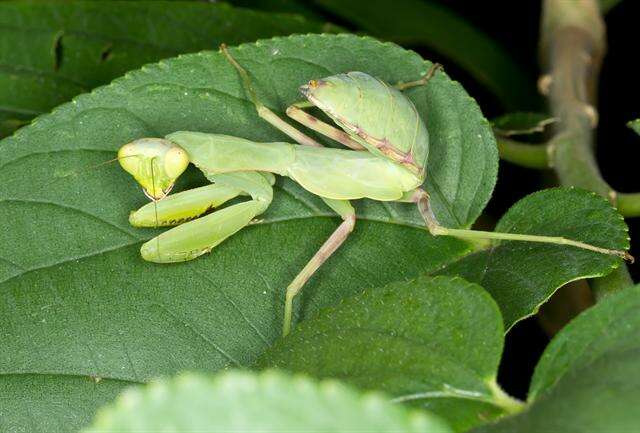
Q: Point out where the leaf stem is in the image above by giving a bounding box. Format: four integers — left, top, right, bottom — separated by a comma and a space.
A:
496, 136, 550, 169
487, 379, 526, 415
391, 381, 525, 415
540, 0, 632, 299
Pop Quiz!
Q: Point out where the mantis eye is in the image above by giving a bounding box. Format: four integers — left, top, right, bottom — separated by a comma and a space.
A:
164, 146, 189, 179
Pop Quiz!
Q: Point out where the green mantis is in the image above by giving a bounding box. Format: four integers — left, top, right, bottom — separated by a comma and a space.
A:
117, 45, 631, 336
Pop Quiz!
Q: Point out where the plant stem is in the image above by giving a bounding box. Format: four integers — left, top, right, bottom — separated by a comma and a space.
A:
487, 379, 526, 414
540, 0, 632, 299
496, 137, 550, 169
617, 193, 640, 218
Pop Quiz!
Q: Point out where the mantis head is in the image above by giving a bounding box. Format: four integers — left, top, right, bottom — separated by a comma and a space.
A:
118, 138, 190, 200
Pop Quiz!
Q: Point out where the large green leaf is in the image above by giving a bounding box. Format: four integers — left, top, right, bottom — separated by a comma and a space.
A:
305, 0, 537, 109
0, 1, 326, 136
0, 375, 133, 433
259, 276, 522, 432
84, 370, 451, 433
0, 34, 494, 431
472, 284, 640, 432
439, 188, 629, 330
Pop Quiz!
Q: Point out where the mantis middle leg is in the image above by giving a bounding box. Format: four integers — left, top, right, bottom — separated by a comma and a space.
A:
221, 44, 364, 151
220, 44, 322, 148
285, 102, 365, 150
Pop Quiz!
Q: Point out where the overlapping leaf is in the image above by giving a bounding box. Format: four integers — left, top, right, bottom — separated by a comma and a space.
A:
473, 284, 640, 432
627, 118, 640, 135
492, 112, 555, 137
84, 370, 451, 433
259, 276, 520, 432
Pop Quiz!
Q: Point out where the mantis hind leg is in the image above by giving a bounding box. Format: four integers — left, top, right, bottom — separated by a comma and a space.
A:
138, 172, 274, 263
410, 189, 633, 261
394, 63, 443, 91
283, 198, 356, 336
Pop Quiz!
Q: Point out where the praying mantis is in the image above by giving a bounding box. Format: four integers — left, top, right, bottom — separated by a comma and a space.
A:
117, 45, 631, 336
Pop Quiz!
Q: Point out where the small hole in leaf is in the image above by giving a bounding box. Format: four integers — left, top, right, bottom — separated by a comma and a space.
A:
100, 43, 114, 63
53, 32, 64, 71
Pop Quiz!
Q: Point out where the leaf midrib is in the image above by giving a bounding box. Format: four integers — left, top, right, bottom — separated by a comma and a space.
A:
0, 200, 435, 287
0, 371, 144, 386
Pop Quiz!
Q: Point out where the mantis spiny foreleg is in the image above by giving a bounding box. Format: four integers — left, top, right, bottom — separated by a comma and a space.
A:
131, 171, 274, 263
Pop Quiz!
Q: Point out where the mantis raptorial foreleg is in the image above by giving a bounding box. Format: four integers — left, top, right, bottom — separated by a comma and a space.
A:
132, 171, 274, 263
129, 183, 247, 227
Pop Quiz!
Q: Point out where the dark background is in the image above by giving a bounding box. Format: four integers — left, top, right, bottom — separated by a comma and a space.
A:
437, 0, 640, 399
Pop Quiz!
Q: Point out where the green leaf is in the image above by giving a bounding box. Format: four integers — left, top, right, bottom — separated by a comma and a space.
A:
627, 118, 640, 136
0, 374, 131, 433
438, 188, 629, 330
472, 284, 640, 433
0, 34, 494, 431
0, 118, 28, 137
84, 370, 452, 433
492, 112, 556, 137
259, 276, 523, 432
307, 0, 537, 109
230, 0, 324, 21
0, 1, 326, 137
599, 0, 623, 13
